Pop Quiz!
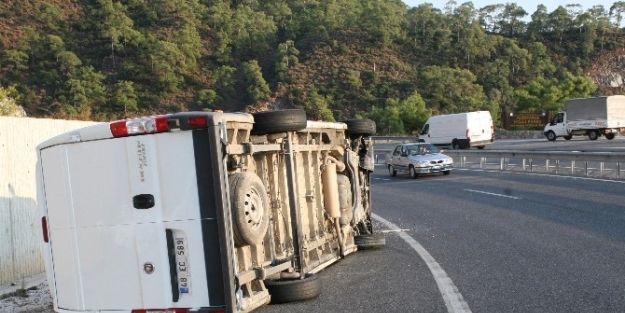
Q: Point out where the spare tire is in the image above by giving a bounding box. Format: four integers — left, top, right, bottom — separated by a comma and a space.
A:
343, 119, 376, 137
251, 109, 308, 135
228, 172, 270, 246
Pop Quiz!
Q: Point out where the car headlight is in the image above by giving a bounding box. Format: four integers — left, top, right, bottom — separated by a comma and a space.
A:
415, 161, 429, 167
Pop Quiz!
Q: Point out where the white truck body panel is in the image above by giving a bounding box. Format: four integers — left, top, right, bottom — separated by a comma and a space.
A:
543, 96, 625, 140
420, 111, 494, 149
39, 129, 211, 310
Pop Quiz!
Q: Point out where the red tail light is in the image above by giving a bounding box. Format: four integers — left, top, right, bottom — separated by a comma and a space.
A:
42, 217, 49, 243
110, 116, 169, 137
188, 116, 208, 128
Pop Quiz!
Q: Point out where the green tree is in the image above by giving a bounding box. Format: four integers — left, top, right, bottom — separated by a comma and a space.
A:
398, 92, 431, 134
514, 71, 597, 111
275, 40, 299, 80
302, 89, 335, 121
98, 0, 142, 66
0, 86, 21, 116
365, 99, 404, 135
418, 66, 489, 114
110, 80, 138, 117
241, 60, 270, 103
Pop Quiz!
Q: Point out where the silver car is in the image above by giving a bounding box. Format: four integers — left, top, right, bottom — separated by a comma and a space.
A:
384, 143, 453, 178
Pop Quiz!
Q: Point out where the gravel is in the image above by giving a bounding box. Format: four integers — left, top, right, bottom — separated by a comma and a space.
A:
0, 280, 54, 313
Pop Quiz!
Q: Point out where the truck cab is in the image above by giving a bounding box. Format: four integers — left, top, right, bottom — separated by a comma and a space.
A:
543, 112, 570, 141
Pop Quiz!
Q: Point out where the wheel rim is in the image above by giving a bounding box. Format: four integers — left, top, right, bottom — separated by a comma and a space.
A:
548, 132, 555, 140
388, 166, 394, 176
244, 188, 265, 231
410, 167, 416, 178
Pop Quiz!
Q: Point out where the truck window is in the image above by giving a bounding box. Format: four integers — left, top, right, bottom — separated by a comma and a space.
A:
420, 124, 429, 135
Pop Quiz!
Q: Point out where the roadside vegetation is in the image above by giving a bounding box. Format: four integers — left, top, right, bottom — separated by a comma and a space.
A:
1, 0, 624, 133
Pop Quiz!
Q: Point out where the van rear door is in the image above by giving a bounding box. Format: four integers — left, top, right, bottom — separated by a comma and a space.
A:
40, 130, 212, 311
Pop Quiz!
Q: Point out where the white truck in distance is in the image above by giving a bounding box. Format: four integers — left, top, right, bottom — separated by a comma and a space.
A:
419, 111, 494, 149
544, 95, 625, 141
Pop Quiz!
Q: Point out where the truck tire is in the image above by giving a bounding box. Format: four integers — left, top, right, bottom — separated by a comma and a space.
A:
546, 131, 557, 141
388, 165, 397, 177
564, 135, 572, 140
251, 109, 307, 135
588, 130, 599, 141
451, 140, 460, 150
228, 173, 270, 246
355, 232, 386, 250
265, 274, 322, 304
606, 133, 615, 140
343, 119, 376, 137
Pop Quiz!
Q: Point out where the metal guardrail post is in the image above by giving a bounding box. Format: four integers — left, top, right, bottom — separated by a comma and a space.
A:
546, 159, 550, 173
600, 162, 604, 176
585, 161, 588, 177
571, 160, 575, 175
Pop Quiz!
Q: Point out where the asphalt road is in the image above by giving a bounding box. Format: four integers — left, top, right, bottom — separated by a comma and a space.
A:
257, 166, 625, 313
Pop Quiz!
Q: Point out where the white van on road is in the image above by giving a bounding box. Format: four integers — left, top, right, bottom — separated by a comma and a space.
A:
36, 110, 383, 313
420, 111, 494, 149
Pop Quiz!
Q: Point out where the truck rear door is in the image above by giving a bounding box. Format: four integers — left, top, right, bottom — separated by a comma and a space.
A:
40, 130, 213, 311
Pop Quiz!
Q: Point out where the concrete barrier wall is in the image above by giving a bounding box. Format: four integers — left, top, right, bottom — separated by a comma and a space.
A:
0, 117, 99, 286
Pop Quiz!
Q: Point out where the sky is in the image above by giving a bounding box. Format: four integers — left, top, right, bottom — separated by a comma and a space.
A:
402, 0, 618, 14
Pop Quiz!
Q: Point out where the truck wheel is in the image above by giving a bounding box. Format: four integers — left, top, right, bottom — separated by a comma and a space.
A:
228, 173, 270, 246
409, 166, 418, 179
606, 133, 615, 140
451, 140, 460, 150
546, 131, 557, 141
588, 130, 599, 141
564, 135, 572, 140
251, 109, 307, 135
388, 165, 397, 177
355, 232, 386, 250
265, 274, 322, 304
343, 119, 376, 137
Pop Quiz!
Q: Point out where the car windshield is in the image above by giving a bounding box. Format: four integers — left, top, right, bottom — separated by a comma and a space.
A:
408, 144, 440, 155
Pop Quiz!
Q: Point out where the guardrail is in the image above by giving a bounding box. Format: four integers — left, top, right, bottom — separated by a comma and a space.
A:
373, 149, 625, 180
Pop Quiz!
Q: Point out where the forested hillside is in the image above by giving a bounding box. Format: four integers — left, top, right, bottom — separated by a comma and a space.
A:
1, 0, 625, 133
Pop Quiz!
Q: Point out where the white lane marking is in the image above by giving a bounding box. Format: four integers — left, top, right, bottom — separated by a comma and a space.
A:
453, 168, 625, 184
379, 228, 410, 233
463, 189, 522, 200
372, 213, 472, 313
374, 177, 391, 181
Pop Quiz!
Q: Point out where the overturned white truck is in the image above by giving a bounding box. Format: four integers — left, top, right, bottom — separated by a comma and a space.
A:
36, 110, 383, 313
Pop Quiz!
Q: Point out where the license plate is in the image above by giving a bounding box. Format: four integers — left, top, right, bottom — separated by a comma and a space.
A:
175, 237, 191, 294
